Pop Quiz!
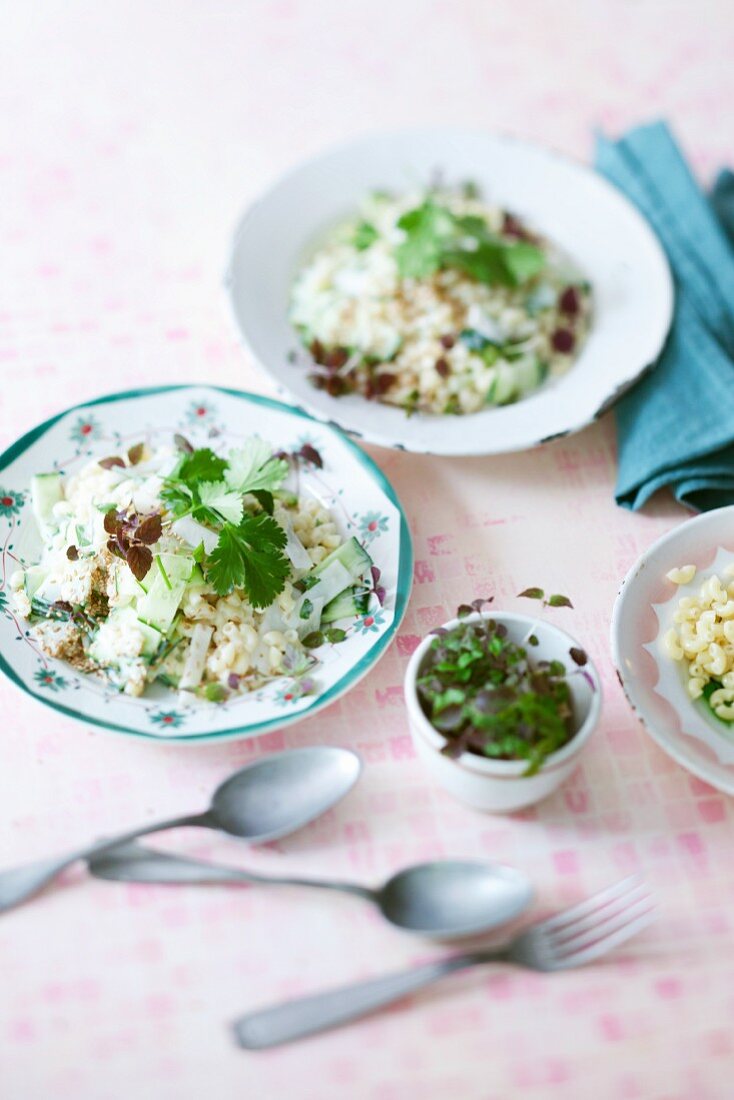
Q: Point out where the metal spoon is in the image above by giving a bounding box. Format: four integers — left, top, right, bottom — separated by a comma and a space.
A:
89, 841, 532, 938
0, 747, 361, 914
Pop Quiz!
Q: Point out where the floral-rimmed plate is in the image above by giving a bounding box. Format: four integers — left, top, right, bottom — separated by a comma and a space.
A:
0, 385, 412, 743
611, 507, 734, 794
225, 127, 673, 456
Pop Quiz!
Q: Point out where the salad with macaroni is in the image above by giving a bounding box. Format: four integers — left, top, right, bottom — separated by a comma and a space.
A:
11, 436, 373, 700
290, 184, 592, 416
663, 563, 734, 721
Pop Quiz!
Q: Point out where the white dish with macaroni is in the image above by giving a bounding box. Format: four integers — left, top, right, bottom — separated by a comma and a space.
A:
612, 507, 734, 794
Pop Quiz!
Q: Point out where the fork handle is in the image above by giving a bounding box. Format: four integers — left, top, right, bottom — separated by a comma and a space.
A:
233, 951, 498, 1049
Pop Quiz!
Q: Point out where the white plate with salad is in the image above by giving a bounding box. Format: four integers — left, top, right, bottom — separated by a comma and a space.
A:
612, 507, 734, 794
226, 127, 673, 455
0, 385, 412, 742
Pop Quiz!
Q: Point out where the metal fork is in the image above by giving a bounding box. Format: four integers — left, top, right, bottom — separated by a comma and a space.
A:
233, 875, 653, 1049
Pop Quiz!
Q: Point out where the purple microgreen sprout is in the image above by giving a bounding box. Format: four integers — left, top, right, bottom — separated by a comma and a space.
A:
417, 601, 577, 776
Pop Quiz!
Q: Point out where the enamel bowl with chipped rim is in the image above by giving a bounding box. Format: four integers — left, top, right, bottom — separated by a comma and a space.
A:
225, 127, 673, 456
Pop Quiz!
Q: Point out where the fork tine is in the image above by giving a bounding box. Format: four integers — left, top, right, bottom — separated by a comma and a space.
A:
547, 881, 650, 946
538, 875, 643, 934
550, 900, 655, 969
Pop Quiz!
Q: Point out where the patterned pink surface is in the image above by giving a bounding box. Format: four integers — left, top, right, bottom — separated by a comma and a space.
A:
1, 4, 733, 1098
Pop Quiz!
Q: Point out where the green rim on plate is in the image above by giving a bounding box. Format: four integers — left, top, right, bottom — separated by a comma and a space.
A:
0, 385, 413, 744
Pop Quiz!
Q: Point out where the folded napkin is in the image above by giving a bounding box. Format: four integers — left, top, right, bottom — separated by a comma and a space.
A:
595, 122, 734, 511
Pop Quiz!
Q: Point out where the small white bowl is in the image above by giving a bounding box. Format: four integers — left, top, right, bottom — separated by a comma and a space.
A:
405, 611, 602, 812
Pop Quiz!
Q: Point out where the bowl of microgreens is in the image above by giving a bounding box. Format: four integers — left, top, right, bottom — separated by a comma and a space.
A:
405, 599, 601, 812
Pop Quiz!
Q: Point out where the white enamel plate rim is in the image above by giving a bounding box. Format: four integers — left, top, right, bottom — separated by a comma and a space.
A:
611, 506, 734, 795
225, 127, 674, 456
0, 385, 412, 744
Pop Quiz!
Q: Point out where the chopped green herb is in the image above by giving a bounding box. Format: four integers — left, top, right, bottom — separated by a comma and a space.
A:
518, 587, 544, 600
417, 605, 576, 775
300, 598, 314, 621
395, 199, 545, 287
547, 594, 573, 609
353, 221, 378, 250
302, 630, 325, 649
205, 513, 289, 608
155, 555, 172, 590
199, 682, 228, 703
325, 627, 347, 644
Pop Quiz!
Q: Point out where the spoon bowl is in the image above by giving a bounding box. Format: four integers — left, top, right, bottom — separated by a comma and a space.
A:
211, 746, 362, 842
377, 861, 533, 937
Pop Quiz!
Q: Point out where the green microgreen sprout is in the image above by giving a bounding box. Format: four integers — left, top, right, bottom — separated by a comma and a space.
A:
417, 597, 590, 776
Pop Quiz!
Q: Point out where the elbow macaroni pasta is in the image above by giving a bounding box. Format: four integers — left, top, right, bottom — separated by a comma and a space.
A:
663, 563, 734, 719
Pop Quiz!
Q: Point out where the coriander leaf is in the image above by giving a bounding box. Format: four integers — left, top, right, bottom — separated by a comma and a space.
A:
198, 481, 244, 526
161, 482, 193, 517
353, 220, 378, 250
177, 447, 228, 485
225, 439, 289, 494
395, 201, 455, 279
206, 513, 289, 608
503, 240, 545, 285
250, 489, 274, 515
443, 241, 510, 286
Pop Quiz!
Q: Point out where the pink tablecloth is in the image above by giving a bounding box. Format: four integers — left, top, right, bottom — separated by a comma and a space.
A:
2, 4, 733, 1098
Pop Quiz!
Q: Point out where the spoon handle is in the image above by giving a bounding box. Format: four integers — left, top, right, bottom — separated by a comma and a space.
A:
88, 842, 374, 899
233, 953, 491, 1049
0, 813, 209, 914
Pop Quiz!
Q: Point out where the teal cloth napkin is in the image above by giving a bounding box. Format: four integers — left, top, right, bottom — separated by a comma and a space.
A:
595, 122, 734, 511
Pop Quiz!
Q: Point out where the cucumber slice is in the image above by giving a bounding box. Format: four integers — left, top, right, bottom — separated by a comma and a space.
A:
135, 552, 193, 632
321, 587, 370, 624
136, 618, 164, 658
300, 559, 353, 608
295, 595, 324, 639
292, 538, 373, 634
283, 519, 312, 573
172, 516, 218, 554
311, 537, 372, 582
178, 623, 213, 690
24, 565, 49, 599
513, 354, 546, 395
31, 473, 63, 531
489, 363, 517, 406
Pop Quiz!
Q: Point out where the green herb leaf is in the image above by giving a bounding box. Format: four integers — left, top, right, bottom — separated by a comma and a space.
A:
225, 439, 289, 495
198, 481, 244, 526
518, 587, 544, 600
395, 201, 455, 279
206, 513, 289, 608
302, 631, 325, 649
325, 627, 347, 644
199, 682, 228, 703
353, 221, 378, 251
547, 594, 573, 608
160, 482, 193, 517
177, 447, 228, 485
300, 598, 314, 621
155, 555, 172, 590
250, 489, 274, 515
